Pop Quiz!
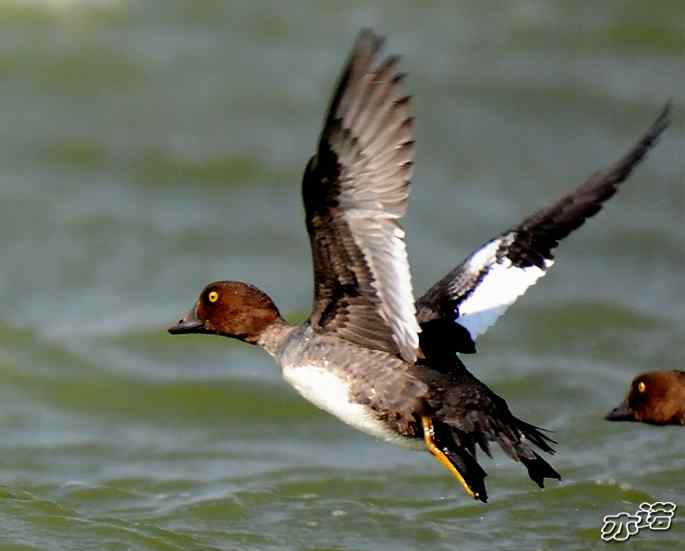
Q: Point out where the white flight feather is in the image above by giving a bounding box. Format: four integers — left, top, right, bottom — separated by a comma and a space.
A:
343, 201, 420, 364
454, 238, 554, 340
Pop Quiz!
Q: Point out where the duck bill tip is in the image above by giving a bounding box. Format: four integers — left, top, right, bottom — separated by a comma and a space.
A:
605, 402, 634, 422
168, 308, 203, 335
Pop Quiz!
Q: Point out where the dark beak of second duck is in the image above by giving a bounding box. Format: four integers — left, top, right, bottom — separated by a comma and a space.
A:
168, 307, 204, 335
605, 401, 634, 422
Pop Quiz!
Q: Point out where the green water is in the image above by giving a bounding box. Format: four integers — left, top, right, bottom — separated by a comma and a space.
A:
0, 1, 683, 549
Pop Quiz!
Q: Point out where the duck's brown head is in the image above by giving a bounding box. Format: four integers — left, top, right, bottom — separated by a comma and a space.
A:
605, 371, 685, 426
168, 281, 281, 344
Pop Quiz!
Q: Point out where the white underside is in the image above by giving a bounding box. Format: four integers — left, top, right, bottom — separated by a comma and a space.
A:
283, 364, 422, 450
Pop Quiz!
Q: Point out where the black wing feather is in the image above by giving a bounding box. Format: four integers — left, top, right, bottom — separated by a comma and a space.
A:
417, 103, 671, 357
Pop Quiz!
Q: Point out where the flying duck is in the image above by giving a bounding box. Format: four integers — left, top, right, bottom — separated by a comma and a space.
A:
169, 30, 670, 501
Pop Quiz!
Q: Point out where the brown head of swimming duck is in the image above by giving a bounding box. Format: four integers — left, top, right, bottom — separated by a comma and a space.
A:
606, 371, 685, 426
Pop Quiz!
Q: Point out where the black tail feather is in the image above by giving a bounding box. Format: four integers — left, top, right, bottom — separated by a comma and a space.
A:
482, 414, 560, 488
520, 451, 562, 488
426, 359, 562, 496
446, 415, 561, 491
513, 417, 557, 454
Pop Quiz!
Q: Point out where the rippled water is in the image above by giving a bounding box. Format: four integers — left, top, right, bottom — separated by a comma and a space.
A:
0, 1, 683, 550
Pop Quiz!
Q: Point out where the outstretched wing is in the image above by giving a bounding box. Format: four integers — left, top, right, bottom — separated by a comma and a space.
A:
416, 103, 671, 356
303, 30, 420, 363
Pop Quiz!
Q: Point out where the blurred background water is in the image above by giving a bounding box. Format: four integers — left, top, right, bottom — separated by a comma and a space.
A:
0, 1, 683, 550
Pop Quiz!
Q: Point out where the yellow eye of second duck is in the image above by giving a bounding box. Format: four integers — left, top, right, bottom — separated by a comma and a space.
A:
208, 291, 219, 303
638, 381, 646, 393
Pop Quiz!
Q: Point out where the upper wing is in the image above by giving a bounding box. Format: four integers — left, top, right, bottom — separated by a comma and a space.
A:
416, 103, 671, 356
303, 30, 420, 363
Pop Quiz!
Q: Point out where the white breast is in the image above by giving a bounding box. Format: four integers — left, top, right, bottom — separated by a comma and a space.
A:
282, 364, 421, 450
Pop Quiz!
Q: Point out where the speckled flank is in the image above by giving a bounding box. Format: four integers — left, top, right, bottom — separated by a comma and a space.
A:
283, 362, 423, 449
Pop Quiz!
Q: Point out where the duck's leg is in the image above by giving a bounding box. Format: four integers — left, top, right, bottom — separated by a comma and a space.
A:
421, 416, 483, 501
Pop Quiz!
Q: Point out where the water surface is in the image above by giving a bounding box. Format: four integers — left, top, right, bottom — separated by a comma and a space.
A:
0, 1, 683, 550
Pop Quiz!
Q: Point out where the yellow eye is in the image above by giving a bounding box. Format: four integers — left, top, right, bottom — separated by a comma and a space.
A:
638, 381, 646, 393
208, 291, 219, 303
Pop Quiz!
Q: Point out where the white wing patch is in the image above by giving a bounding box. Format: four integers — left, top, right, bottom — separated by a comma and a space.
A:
453, 238, 554, 340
